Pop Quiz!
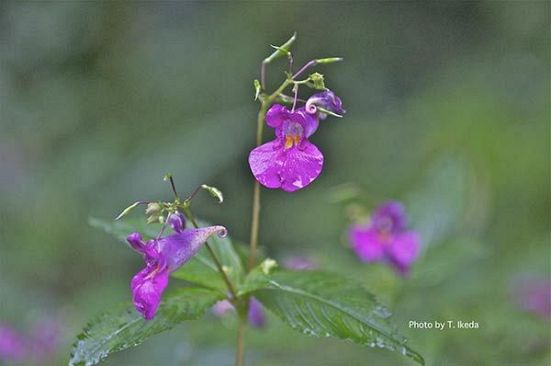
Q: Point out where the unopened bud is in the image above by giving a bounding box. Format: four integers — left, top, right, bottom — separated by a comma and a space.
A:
260, 258, 278, 275
309, 72, 326, 90
145, 202, 162, 215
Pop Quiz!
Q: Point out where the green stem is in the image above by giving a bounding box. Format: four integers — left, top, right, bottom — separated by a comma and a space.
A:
235, 318, 246, 366
181, 206, 237, 299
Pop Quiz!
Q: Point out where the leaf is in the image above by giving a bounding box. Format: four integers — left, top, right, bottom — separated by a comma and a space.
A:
179, 219, 245, 288
89, 217, 244, 292
407, 155, 470, 246
89, 217, 160, 243
69, 288, 222, 366
239, 269, 424, 365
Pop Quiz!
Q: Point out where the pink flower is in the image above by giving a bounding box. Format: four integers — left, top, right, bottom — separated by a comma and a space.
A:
349, 201, 421, 275
249, 105, 323, 192
127, 213, 227, 320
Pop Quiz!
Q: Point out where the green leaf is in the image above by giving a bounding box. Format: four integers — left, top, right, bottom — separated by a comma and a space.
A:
89, 217, 244, 292
89, 217, 159, 243
178, 220, 245, 288
407, 155, 470, 246
69, 288, 222, 366
240, 269, 424, 365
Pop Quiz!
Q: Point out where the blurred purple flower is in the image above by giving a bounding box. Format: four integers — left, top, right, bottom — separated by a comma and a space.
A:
305, 90, 346, 119
282, 256, 317, 271
30, 319, 61, 359
249, 104, 323, 192
349, 201, 421, 276
0, 319, 61, 364
0, 325, 26, 363
514, 278, 550, 320
127, 213, 227, 320
212, 300, 234, 317
247, 297, 266, 328
211, 297, 266, 328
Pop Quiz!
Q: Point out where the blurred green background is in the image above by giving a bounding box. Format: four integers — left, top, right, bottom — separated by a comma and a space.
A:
0, 1, 549, 365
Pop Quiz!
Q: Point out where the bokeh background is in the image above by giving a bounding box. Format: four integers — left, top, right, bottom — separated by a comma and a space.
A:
1, 1, 549, 365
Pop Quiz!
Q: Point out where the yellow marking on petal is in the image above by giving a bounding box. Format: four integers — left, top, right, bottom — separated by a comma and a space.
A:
285, 136, 294, 149
284, 134, 302, 149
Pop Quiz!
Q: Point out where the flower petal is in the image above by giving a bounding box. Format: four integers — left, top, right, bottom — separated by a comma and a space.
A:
131, 266, 169, 320
265, 104, 288, 129
248, 297, 266, 328
349, 226, 385, 262
167, 212, 186, 233
372, 201, 408, 233
0, 325, 27, 362
127, 233, 158, 263
212, 300, 235, 317
292, 108, 319, 138
248, 140, 285, 189
157, 226, 227, 272
387, 231, 421, 275
248, 140, 323, 192
305, 90, 345, 119
127, 232, 146, 252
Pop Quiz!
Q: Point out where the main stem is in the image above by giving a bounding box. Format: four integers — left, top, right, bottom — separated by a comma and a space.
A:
235, 319, 246, 366
239, 77, 292, 366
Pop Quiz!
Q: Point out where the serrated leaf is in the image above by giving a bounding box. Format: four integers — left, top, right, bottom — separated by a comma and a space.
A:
239, 269, 424, 365
69, 288, 222, 366
89, 217, 244, 292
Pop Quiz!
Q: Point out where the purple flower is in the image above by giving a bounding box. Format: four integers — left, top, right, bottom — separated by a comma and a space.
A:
247, 297, 266, 328
305, 90, 345, 119
282, 255, 317, 271
349, 201, 420, 276
513, 278, 551, 320
248, 104, 323, 192
127, 213, 227, 320
0, 325, 26, 362
30, 319, 61, 360
211, 297, 266, 328
212, 300, 234, 317
0, 319, 61, 364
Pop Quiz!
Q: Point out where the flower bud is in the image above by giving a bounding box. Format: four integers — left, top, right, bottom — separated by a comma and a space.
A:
145, 202, 162, 216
